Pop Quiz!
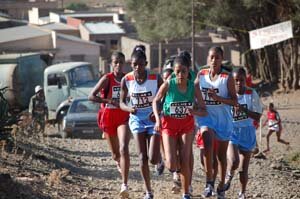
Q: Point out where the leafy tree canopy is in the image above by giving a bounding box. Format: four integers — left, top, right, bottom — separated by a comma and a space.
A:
126, 0, 300, 89
125, 0, 192, 42
66, 3, 89, 11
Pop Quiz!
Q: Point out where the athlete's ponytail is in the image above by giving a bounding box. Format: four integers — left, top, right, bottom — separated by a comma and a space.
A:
131, 45, 146, 61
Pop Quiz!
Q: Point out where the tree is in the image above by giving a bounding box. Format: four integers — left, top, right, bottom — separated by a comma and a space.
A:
66, 3, 89, 11
125, 0, 193, 70
195, 0, 300, 90
126, 0, 300, 90
125, 0, 192, 42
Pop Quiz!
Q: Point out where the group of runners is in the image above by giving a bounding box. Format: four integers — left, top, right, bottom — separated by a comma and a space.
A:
88, 45, 285, 199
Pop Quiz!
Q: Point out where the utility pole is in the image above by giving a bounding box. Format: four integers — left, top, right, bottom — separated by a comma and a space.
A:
158, 42, 162, 73
191, 0, 195, 71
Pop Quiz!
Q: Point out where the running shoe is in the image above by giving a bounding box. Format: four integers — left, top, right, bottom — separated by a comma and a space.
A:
173, 172, 181, 187
202, 183, 214, 197
144, 192, 154, 199
217, 187, 226, 199
171, 184, 181, 194
171, 172, 181, 193
155, 160, 165, 176
224, 173, 233, 191
182, 194, 191, 199
238, 192, 246, 199
119, 184, 129, 198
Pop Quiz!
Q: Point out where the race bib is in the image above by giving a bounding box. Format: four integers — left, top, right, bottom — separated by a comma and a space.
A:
232, 104, 248, 121
111, 86, 120, 101
202, 88, 221, 105
106, 86, 121, 108
131, 91, 153, 108
170, 101, 193, 118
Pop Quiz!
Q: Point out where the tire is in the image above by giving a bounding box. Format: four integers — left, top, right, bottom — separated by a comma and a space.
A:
56, 108, 69, 132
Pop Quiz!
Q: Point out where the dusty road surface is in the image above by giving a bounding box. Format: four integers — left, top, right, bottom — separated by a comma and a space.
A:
0, 91, 300, 199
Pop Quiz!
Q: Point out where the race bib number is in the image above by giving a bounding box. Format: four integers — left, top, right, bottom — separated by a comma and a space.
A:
232, 104, 248, 121
131, 91, 152, 108
111, 86, 120, 101
202, 88, 221, 105
170, 101, 193, 118
106, 86, 120, 108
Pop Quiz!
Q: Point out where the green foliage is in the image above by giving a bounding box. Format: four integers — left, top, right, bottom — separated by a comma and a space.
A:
66, 3, 89, 11
125, 0, 192, 42
126, 0, 300, 42
126, 0, 300, 87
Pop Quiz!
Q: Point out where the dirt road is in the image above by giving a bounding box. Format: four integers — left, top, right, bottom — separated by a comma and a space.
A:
1, 91, 300, 199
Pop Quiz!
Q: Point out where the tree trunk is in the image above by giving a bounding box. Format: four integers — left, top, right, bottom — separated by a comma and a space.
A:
291, 39, 300, 90
278, 46, 289, 91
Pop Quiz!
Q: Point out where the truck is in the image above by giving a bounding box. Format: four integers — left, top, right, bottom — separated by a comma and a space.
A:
44, 62, 98, 127
0, 53, 46, 113
0, 53, 98, 130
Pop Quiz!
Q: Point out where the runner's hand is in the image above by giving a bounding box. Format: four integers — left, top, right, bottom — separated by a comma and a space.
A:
234, 104, 248, 115
110, 99, 120, 108
130, 107, 137, 114
207, 88, 219, 101
187, 108, 193, 115
148, 112, 156, 122
154, 120, 161, 132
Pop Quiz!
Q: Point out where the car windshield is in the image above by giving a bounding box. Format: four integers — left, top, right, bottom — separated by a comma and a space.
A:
69, 65, 96, 86
69, 99, 99, 113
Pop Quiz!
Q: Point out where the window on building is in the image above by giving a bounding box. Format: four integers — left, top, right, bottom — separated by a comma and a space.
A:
70, 54, 85, 62
110, 40, 118, 50
96, 40, 106, 45
0, 9, 8, 14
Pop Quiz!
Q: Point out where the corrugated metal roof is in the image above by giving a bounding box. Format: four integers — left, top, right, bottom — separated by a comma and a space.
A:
0, 53, 40, 60
57, 33, 100, 46
40, 22, 77, 30
66, 13, 116, 18
84, 22, 124, 34
0, 25, 50, 43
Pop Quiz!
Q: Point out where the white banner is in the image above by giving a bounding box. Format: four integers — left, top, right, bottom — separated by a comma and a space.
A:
249, 21, 293, 50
